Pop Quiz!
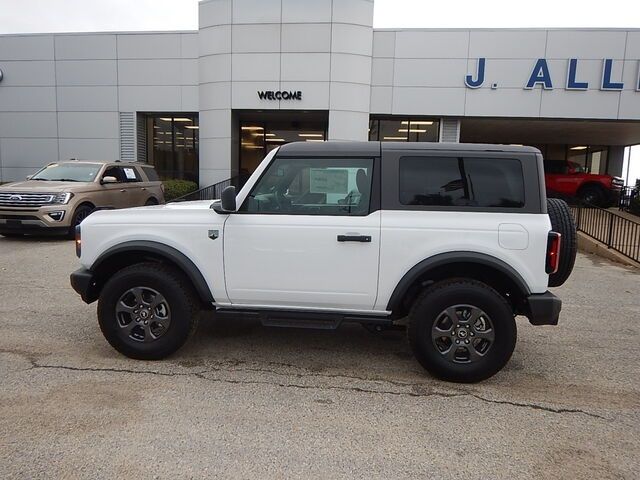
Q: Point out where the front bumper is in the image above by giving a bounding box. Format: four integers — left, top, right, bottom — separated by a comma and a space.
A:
0, 207, 71, 235
70, 268, 99, 304
525, 291, 562, 326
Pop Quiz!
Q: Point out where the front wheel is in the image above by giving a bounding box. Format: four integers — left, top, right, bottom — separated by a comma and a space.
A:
578, 185, 606, 207
97, 263, 199, 360
408, 279, 517, 383
67, 204, 94, 238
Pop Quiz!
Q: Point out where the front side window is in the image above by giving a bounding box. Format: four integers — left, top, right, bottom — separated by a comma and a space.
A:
544, 160, 568, 174
241, 157, 374, 215
399, 156, 525, 208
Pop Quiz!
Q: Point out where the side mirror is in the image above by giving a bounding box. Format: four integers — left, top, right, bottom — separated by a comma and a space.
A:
221, 185, 237, 212
101, 176, 118, 184
25, 175, 32, 180
213, 185, 237, 213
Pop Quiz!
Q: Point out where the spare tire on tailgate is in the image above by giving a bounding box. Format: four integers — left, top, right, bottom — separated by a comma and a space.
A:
546, 198, 577, 287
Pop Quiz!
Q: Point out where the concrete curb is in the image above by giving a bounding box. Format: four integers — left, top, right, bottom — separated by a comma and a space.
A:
577, 232, 640, 269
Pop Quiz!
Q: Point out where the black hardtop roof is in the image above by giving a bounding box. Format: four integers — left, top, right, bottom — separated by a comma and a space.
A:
276, 141, 541, 157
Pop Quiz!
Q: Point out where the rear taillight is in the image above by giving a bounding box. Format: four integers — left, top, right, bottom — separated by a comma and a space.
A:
546, 232, 561, 274
75, 224, 81, 258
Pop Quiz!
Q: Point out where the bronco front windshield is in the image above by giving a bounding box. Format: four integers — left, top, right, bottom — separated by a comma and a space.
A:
31, 163, 102, 182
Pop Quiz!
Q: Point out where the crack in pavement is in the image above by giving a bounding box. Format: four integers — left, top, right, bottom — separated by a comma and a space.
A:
17, 358, 606, 420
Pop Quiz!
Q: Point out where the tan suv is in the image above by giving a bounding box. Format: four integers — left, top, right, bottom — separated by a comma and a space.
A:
0, 160, 164, 238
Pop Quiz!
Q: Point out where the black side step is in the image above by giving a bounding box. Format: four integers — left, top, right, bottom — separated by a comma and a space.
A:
214, 308, 393, 331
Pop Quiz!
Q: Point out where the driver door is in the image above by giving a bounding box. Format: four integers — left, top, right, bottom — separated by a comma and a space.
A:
223, 155, 380, 311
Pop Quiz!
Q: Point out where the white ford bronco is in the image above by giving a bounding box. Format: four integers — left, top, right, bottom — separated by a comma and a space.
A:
71, 142, 576, 382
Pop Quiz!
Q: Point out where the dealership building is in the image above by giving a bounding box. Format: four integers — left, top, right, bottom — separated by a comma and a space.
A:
0, 0, 639, 186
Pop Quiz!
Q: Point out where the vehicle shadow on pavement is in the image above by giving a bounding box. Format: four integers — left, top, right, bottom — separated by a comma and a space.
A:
0, 235, 72, 244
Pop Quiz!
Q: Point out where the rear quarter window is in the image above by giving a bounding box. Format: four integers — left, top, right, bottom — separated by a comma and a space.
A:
399, 156, 525, 208
141, 166, 160, 182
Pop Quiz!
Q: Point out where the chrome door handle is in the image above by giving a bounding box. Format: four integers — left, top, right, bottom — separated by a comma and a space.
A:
120, 189, 126, 192
141, 187, 147, 191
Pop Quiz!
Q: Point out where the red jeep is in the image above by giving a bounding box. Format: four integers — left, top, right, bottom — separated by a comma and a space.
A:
544, 160, 624, 207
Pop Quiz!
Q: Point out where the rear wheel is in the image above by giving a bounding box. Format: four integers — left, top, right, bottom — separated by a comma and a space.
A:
97, 263, 200, 360
546, 198, 577, 287
145, 198, 158, 206
408, 279, 517, 383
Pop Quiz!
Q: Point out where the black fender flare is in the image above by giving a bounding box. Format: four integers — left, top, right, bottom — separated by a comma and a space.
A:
386, 251, 531, 313
91, 241, 214, 303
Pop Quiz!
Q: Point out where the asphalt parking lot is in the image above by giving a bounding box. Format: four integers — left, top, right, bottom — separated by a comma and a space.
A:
1, 237, 639, 479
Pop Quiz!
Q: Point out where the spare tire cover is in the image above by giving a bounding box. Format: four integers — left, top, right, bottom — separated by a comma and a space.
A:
547, 198, 577, 287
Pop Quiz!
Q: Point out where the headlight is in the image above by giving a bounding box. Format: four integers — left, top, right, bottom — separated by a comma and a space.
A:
52, 192, 73, 204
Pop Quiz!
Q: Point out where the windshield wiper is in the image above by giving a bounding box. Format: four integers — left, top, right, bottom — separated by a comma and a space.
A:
50, 178, 80, 182
30, 178, 48, 181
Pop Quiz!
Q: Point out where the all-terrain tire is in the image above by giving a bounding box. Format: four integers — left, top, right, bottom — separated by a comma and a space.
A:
408, 279, 517, 383
97, 262, 200, 360
547, 198, 577, 287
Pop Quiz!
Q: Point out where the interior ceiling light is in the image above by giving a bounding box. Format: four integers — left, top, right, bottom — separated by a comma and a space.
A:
383, 136, 408, 140
398, 128, 427, 133
305, 139, 324, 142
298, 133, 324, 138
266, 138, 286, 142
241, 126, 264, 131
401, 120, 433, 125
570, 146, 588, 150
158, 117, 192, 122
184, 126, 199, 129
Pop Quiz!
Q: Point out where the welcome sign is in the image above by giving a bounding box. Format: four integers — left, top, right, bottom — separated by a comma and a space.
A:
464, 58, 640, 91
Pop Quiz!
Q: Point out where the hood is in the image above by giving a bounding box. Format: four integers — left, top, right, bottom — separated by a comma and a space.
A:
0, 180, 92, 192
130, 200, 215, 211
83, 200, 221, 227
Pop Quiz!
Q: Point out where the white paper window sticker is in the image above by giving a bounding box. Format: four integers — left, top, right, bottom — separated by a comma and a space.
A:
309, 168, 348, 194
123, 168, 137, 180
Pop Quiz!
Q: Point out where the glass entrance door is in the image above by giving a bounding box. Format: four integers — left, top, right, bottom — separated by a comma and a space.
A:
239, 118, 327, 175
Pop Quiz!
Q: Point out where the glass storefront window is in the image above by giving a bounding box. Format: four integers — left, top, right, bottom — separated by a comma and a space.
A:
369, 116, 440, 142
239, 119, 327, 175
587, 146, 608, 174
567, 145, 588, 171
536, 144, 610, 175
145, 114, 199, 182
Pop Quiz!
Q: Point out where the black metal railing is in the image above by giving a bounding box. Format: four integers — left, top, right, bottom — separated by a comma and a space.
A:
170, 175, 247, 202
619, 186, 638, 211
571, 203, 640, 263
